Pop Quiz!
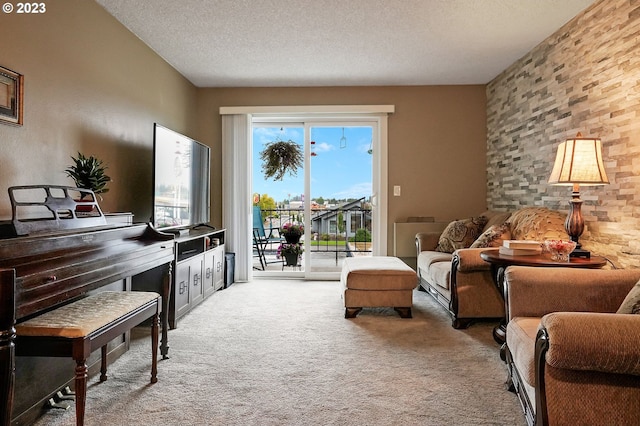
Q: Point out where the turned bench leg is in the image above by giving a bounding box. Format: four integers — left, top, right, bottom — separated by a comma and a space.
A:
74, 359, 88, 426
100, 346, 108, 382
151, 313, 159, 383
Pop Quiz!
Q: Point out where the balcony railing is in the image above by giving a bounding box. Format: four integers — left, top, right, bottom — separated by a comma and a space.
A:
256, 204, 372, 268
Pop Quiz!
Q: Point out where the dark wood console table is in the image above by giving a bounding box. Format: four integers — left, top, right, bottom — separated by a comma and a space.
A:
480, 249, 607, 358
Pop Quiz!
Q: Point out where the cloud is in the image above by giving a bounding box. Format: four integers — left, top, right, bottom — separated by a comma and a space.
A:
313, 142, 333, 152
330, 182, 372, 199
357, 141, 373, 154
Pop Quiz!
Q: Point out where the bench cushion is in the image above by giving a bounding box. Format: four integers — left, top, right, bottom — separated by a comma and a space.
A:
16, 291, 160, 338
341, 256, 417, 291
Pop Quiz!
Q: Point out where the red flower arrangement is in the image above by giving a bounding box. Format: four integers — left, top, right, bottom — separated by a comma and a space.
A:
281, 223, 303, 236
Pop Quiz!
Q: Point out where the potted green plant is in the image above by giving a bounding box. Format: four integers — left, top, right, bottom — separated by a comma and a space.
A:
259, 140, 303, 181
65, 152, 111, 200
277, 243, 303, 266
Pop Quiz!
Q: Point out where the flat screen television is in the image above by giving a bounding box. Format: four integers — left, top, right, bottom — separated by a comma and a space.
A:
152, 123, 210, 230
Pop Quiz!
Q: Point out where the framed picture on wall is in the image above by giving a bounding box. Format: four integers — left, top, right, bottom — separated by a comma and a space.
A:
0, 66, 23, 126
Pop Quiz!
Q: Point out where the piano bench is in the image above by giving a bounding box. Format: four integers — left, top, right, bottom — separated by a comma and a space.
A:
15, 291, 162, 426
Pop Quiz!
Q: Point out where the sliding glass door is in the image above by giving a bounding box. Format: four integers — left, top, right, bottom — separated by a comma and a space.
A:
306, 124, 373, 275
252, 119, 376, 279
252, 125, 305, 274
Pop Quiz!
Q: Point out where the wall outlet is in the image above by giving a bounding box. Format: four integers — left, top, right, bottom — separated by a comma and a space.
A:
393, 185, 401, 196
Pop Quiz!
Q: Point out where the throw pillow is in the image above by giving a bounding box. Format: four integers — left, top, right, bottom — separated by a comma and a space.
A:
617, 280, 640, 314
470, 223, 512, 248
509, 207, 569, 241
480, 211, 513, 230
435, 216, 488, 253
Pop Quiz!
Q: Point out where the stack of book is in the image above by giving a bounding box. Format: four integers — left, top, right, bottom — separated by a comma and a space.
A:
499, 240, 542, 256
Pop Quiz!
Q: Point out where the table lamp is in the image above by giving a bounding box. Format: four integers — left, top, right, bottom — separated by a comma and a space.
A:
548, 133, 609, 258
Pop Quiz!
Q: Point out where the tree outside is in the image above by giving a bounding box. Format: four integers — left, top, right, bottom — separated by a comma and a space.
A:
256, 194, 277, 216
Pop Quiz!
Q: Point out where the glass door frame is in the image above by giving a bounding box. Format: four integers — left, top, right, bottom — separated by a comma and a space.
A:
302, 120, 378, 279
251, 110, 389, 280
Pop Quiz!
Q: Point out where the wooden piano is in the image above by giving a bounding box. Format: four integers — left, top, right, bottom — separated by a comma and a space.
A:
0, 218, 175, 425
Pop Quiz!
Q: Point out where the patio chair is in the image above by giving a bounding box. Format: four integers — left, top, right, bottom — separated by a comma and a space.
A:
253, 206, 284, 270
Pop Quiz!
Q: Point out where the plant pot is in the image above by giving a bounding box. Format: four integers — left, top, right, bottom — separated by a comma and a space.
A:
284, 234, 301, 244
74, 203, 94, 213
283, 252, 299, 266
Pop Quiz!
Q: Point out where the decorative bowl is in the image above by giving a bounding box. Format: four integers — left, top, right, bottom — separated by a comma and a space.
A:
543, 240, 577, 262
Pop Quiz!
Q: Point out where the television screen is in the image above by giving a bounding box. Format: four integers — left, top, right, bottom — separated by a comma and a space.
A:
153, 124, 210, 229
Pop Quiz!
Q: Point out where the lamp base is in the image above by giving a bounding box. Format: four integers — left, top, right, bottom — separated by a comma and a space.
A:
570, 247, 591, 258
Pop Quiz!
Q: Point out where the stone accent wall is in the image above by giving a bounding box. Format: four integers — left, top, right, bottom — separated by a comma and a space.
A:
486, 0, 640, 268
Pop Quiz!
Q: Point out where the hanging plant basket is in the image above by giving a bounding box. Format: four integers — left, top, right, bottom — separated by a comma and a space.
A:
259, 140, 303, 181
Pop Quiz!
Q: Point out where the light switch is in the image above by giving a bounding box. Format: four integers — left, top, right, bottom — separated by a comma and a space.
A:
393, 185, 401, 196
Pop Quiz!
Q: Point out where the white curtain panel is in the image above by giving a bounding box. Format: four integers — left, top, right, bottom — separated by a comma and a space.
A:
222, 114, 252, 282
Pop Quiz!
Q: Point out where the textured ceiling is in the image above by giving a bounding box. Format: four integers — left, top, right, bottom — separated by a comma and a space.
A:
95, 0, 595, 88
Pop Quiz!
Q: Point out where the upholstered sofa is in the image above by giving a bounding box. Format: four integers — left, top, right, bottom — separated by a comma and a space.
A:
504, 266, 640, 426
415, 207, 569, 328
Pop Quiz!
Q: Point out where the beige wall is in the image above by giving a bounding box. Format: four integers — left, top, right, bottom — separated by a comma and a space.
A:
0, 0, 198, 222
487, 0, 640, 268
6, 0, 633, 265
196, 86, 487, 252
0, 0, 488, 256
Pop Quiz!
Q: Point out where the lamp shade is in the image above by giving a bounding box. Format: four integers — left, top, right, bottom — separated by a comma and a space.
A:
548, 135, 609, 186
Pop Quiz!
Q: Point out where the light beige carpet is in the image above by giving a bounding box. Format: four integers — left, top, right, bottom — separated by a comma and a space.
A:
33, 280, 526, 426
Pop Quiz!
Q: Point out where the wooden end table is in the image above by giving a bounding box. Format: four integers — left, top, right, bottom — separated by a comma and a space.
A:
480, 249, 607, 359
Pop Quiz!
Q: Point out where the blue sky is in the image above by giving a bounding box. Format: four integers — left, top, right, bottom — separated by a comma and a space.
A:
252, 126, 373, 203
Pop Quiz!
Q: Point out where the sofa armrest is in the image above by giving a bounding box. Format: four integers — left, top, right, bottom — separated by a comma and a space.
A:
415, 232, 441, 253
539, 312, 640, 376
506, 266, 640, 319
453, 247, 494, 272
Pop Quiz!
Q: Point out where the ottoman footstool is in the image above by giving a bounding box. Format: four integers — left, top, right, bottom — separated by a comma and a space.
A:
341, 256, 418, 318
